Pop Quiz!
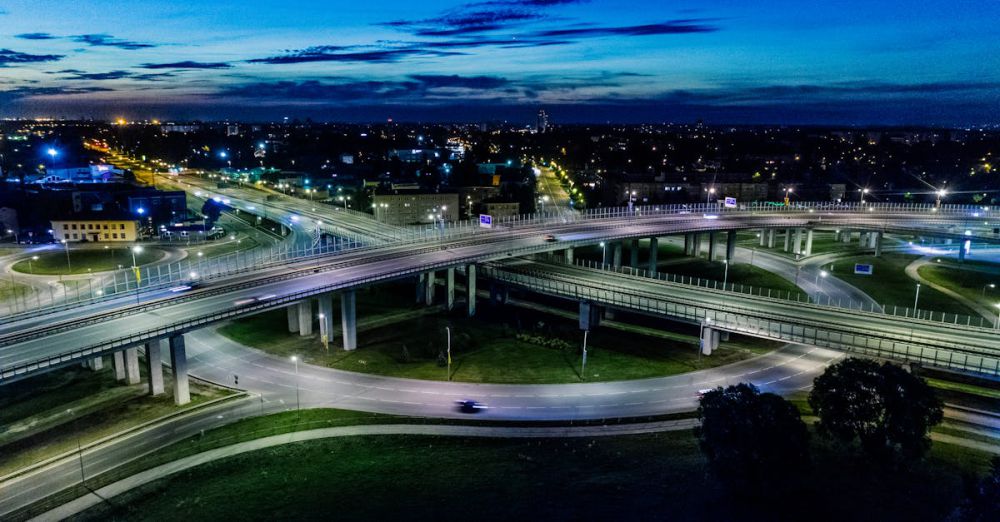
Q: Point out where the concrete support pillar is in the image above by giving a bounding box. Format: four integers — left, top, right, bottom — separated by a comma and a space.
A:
565, 247, 574, 265
612, 242, 622, 269
804, 229, 814, 257
415, 273, 426, 304
759, 230, 767, 247
701, 326, 720, 356
341, 291, 357, 351
467, 264, 477, 317
286, 305, 300, 334
708, 232, 718, 261
767, 229, 776, 248
425, 271, 436, 305
783, 229, 792, 252
168, 334, 190, 406
793, 228, 803, 255
579, 301, 600, 330
648, 237, 659, 275
113, 351, 126, 382
959, 241, 968, 263
683, 234, 692, 256
86, 357, 103, 371
446, 267, 455, 311
125, 347, 140, 385
146, 340, 164, 396
874, 231, 884, 257
692, 233, 702, 257
318, 293, 334, 345
870, 232, 879, 249
297, 300, 313, 336
726, 230, 737, 262
629, 239, 639, 269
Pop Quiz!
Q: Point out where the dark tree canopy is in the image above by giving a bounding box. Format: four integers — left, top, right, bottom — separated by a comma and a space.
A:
695, 383, 810, 490
959, 457, 1000, 522
201, 198, 224, 229
809, 358, 943, 460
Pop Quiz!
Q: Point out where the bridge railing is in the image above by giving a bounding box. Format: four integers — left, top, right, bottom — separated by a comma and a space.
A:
2, 200, 993, 323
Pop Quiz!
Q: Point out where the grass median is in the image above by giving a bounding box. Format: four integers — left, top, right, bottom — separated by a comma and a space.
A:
11, 247, 167, 276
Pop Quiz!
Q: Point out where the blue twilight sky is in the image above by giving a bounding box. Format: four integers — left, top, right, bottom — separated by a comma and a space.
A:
0, 0, 998, 124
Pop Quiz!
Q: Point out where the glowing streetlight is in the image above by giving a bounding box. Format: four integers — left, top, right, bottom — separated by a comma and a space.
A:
290, 355, 300, 410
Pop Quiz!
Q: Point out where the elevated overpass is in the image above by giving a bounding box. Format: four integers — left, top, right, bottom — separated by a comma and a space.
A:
2, 202, 999, 403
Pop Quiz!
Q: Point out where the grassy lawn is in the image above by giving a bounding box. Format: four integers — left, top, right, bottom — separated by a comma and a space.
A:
220, 298, 778, 384
0, 279, 32, 302
0, 361, 233, 477
918, 262, 1000, 309
737, 230, 869, 258
73, 423, 994, 522
181, 236, 261, 259
830, 253, 977, 315
10, 247, 167, 275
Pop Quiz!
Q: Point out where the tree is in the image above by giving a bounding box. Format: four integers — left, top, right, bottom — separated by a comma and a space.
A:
958, 457, 1000, 522
695, 383, 810, 491
808, 358, 943, 460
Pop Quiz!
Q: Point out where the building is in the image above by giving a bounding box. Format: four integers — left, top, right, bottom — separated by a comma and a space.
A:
35, 165, 125, 184
482, 201, 520, 220
51, 218, 140, 242
536, 109, 549, 134
0, 207, 18, 236
372, 192, 459, 226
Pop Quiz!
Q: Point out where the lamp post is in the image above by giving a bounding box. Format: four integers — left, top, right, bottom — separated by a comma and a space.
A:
983, 283, 995, 297
860, 188, 869, 205
995, 304, 1000, 330
580, 329, 589, 380
722, 259, 729, 289
445, 326, 451, 381
61, 239, 72, 272
817, 270, 828, 291
599, 241, 607, 266
783, 187, 793, 205
706, 187, 716, 204
290, 355, 300, 410
914, 283, 922, 313
6, 229, 17, 244
28, 255, 38, 274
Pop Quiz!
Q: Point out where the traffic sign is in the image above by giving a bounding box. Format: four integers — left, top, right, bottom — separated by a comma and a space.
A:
479, 214, 493, 229
724, 197, 737, 208
854, 263, 873, 275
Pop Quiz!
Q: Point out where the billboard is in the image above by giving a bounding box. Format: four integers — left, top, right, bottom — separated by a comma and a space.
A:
479, 214, 493, 229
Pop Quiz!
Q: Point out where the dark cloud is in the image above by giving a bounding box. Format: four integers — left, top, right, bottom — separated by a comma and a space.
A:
387, 9, 545, 37
409, 74, 509, 89
141, 61, 232, 69
247, 47, 461, 64
15, 32, 58, 40
533, 20, 718, 38
71, 34, 156, 50
62, 70, 134, 81
0, 48, 64, 66
0, 85, 114, 104
132, 72, 177, 81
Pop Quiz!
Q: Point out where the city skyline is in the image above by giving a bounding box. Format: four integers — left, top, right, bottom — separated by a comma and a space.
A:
1, 0, 998, 125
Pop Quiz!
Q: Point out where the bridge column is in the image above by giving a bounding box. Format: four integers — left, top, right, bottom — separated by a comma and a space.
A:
708, 232, 718, 261
759, 229, 767, 247
804, 229, 814, 257
700, 326, 719, 356
874, 231, 884, 257
125, 347, 140, 385
86, 356, 104, 371
793, 228, 803, 256
565, 247, 574, 264
612, 242, 622, 269
726, 230, 737, 262
415, 273, 426, 304
318, 293, 335, 346
425, 271, 436, 305
113, 351, 127, 382
168, 334, 190, 406
579, 301, 600, 330
297, 300, 313, 336
648, 237, 659, 274
341, 291, 357, 351
446, 268, 455, 311
959, 241, 967, 263
692, 233, 702, 257
683, 234, 692, 255
783, 229, 792, 252
630, 239, 639, 269
767, 229, 776, 248
467, 264, 477, 317
286, 305, 300, 334
146, 340, 164, 396
842, 230, 852, 244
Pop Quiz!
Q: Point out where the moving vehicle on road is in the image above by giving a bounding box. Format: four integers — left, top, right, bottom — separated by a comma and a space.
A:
455, 399, 488, 414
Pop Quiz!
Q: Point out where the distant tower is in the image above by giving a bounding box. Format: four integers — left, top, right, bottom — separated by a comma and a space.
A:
536, 109, 549, 134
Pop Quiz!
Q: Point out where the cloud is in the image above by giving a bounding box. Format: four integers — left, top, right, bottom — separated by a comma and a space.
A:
15, 32, 58, 40
248, 47, 461, 64
141, 61, 232, 69
72, 34, 156, 50
0, 85, 114, 104
409, 74, 509, 89
62, 70, 134, 81
532, 20, 718, 38
0, 48, 64, 66
220, 74, 518, 103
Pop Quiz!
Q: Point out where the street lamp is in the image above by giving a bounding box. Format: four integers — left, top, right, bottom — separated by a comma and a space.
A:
290, 355, 300, 410
130, 245, 143, 269
913, 283, 921, 313
983, 283, 996, 297
783, 187, 793, 205
722, 259, 730, 289
706, 187, 716, 204
599, 241, 607, 266
817, 269, 828, 290
61, 239, 72, 272
445, 326, 452, 381
860, 188, 869, 204
46, 147, 58, 169
28, 255, 38, 274
580, 329, 589, 380
6, 228, 17, 244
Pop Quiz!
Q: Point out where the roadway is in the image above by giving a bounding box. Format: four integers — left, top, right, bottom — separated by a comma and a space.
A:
3, 208, 999, 382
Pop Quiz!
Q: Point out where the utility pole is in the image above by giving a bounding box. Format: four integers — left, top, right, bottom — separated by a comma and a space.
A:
580, 330, 589, 380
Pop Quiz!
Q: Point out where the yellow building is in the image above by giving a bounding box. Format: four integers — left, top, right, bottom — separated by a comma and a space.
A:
51, 219, 140, 242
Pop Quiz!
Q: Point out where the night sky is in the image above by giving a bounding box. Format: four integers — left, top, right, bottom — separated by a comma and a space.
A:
1, 0, 998, 125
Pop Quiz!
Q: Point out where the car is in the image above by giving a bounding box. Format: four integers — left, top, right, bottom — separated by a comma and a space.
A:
696, 388, 715, 398
455, 399, 488, 414
544, 234, 557, 242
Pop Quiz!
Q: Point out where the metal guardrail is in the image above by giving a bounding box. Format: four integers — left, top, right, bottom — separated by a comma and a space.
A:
483, 265, 1000, 377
